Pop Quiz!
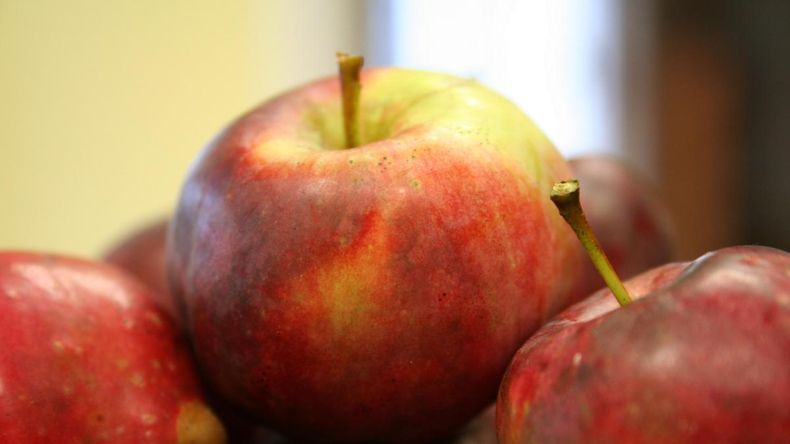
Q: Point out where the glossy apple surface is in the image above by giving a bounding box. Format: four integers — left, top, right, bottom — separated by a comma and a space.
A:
105, 219, 177, 320
497, 245, 790, 443
0, 252, 225, 443
567, 155, 675, 303
169, 68, 577, 442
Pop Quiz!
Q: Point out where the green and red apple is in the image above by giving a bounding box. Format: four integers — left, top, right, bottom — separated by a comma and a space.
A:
0, 252, 226, 443
168, 56, 578, 441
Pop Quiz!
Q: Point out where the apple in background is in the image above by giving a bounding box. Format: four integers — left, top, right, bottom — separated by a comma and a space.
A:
496, 181, 790, 443
168, 55, 578, 442
567, 155, 675, 303
104, 219, 177, 321
0, 252, 226, 443
106, 222, 284, 444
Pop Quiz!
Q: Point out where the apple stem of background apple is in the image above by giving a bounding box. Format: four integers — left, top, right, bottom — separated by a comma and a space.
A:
336, 52, 364, 149
551, 180, 633, 307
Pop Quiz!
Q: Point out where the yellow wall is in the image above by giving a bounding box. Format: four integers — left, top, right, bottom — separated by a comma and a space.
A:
0, 0, 364, 257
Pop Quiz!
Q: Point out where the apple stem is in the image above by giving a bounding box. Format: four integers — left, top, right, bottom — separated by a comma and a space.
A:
551, 180, 633, 307
336, 52, 364, 149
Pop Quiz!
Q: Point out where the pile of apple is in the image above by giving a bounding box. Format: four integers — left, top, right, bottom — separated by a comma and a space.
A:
2, 54, 787, 444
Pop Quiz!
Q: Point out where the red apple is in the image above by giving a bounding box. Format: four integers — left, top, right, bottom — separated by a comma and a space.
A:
567, 155, 675, 303
105, 219, 177, 321
497, 181, 790, 443
496, 182, 789, 443
0, 252, 226, 443
168, 56, 578, 441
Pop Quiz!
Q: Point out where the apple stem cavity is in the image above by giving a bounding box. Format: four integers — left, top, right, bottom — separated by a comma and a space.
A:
336, 52, 364, 149
551, 180, 633, 307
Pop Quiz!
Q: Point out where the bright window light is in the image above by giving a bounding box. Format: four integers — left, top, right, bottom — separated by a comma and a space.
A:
367, 0, 623, 157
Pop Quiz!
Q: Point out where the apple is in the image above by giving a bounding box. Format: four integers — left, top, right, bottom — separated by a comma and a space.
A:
496, 180, 790, 443
567, 155, 675, 303
168, 54, 578, 441
0, 252, 226, 443
105, 219, 177, 321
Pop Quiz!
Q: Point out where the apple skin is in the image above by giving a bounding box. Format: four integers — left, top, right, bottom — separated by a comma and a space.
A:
497, 245, 790, 443
567, 155, 675, 303
0, 252, 226, 443
168, 68, 577, 442
105, 219, 177, 321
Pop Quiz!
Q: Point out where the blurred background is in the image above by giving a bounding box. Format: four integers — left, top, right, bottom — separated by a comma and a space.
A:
2, 0, 788, 259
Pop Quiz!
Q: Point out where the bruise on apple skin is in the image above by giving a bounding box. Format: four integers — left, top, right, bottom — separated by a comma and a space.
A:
0, 253, 225, 443
497, 247, 790, 444
169, 71, 579, 442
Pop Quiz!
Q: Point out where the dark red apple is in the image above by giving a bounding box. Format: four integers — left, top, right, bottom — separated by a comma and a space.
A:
0, 252, 226, 443
168, 56, 577, 441
498, 247, 790, 442
104, 219, 177, 320
496, 180, 790, 443
567, 155, 675, 303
